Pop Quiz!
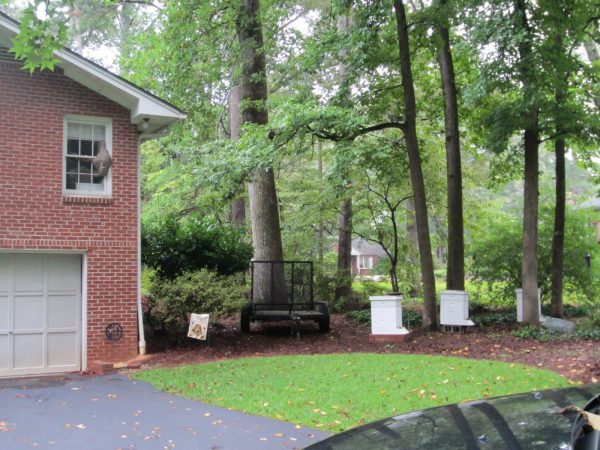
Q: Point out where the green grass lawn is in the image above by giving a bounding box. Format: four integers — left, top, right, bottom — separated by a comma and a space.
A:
134, 353, 568, 432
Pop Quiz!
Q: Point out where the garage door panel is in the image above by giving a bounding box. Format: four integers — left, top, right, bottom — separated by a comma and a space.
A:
1, 253, 82, 376
0, 255, 8, 292
13, 295, 44, 331
13, 334, 43, 369
0, 335, 7, 370
0, 295, 8, 330
47, 256, 81, 292
48, 295, 78, 329
12, 255, 44, 292
48, 333, 77, 367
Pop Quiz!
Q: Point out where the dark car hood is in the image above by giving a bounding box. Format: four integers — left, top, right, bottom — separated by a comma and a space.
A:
305, 385, 598, 450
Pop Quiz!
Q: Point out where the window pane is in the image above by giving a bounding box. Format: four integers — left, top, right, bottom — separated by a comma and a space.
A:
92, 141, 100, 156
93, 125, 106, 141
67, 123, 80, 139
66, 174, 77, 190
67, 139, 79, 155
80, 140, 93, 156
79, 124, 93, 140
66, 157, 78, 173
80, 160, 92, 174
92, 176, 104, 185
79, 174, 91, 184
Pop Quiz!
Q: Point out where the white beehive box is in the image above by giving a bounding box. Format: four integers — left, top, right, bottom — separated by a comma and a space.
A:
369, 294, 409, 335
440, 290, 474, 326
515, 288, 542, 322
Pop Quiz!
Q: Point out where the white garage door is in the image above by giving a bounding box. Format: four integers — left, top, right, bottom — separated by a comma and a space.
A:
0, 254, 82, 377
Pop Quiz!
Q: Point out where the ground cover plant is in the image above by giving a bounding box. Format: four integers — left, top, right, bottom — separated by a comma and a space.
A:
134, 353, 568, 432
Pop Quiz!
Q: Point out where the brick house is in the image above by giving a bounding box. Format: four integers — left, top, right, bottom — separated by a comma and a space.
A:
0, 13, 185, 377
350, 238, 388, 276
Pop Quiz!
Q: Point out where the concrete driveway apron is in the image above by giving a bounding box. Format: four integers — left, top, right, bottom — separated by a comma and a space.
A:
0, 374, 330, 450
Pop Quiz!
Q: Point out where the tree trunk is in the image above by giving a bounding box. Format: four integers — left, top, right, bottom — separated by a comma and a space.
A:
229, 84, 246, 226
550, 32, 567, 318
236, 0, 285, 304
406, 198, 421, 297
334, 14, 353, 303
71, 2, 84, 54
394, 0, 437, 330
317, 139, 324, 264
335, 198, 353, 302
515, 0, 540, 326
522, 124, 540, 325
437, 4, 464, 291
550, 134, 565, 317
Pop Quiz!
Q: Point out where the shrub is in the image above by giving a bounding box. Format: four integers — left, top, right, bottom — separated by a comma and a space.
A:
468, 207, 599, 306
473, 310, 516, 327
512, 325, 568, 342
345, 309, 371, 324
146, 269, 248, 338
142, 213, 253, 279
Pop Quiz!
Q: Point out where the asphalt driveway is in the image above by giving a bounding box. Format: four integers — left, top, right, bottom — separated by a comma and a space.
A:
0, 374, 330, 450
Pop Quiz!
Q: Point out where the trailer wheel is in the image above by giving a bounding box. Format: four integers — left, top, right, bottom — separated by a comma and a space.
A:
314, 301, 330, 332
240, 305, 251, 333
318, 315, 331, 332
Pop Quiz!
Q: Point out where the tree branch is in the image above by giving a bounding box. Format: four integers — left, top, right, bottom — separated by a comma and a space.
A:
307, 121, 406, 143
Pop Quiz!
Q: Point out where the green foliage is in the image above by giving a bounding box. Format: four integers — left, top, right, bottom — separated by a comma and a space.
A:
513, 311, 600, 341
344, 308, 370, 324
142, 214, 252, 280
473, 310, 517, 327
345, 307, 422, 328
134, 354, 567, 432
146, 269, 248, 337
10, 3, 67, 72
512, 325, 569, 342
468, 207, 600, 304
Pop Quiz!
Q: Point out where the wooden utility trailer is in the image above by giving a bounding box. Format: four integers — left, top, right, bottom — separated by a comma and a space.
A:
240, 261, 330, 333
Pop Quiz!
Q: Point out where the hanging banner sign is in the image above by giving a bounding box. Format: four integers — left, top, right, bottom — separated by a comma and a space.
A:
187, 313, 209, 340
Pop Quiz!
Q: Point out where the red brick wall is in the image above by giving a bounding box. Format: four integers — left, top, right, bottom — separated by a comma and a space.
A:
0, 60, 139, 364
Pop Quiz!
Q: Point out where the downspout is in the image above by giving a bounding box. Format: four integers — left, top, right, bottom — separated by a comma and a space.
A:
136, 136, 146, 355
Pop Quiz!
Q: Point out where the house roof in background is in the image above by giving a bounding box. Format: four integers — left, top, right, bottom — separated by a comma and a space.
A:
351, 238, 388, 257
579, 198, 600, 210
0, 11, 186, 139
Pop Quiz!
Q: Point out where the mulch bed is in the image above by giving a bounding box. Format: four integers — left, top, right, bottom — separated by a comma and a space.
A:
138, 314, 600, 384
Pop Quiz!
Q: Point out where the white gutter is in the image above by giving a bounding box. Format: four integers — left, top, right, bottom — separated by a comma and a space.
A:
136, 137, 146, 356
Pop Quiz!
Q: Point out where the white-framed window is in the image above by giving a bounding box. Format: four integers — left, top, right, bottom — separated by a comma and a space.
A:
63, 115, 112, 195
358, 255, 373, 269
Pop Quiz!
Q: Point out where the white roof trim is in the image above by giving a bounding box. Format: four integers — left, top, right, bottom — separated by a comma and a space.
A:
0, 13, 186, 139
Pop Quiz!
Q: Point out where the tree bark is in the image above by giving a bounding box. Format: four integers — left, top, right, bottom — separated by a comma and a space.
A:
236, 0, 285, 304
334, 14, 353, 303
317, 139, 324, 264
229, 84, 246, 226
437, 2, 464, 291
394, 0, 437, 329
515, 0, 540, 325
335, 198, 353, 302
406, 198, 422, 297
550, 134, 565, 317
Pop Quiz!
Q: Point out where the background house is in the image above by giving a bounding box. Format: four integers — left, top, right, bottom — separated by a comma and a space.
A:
351, 238, 388, 276
0, 12, 184, 377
